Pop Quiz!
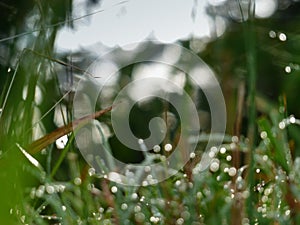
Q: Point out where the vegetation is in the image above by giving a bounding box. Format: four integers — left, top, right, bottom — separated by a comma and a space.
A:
0, 0, 300, 224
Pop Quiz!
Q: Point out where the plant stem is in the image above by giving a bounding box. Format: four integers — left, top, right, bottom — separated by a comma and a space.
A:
242, 1, 257, 224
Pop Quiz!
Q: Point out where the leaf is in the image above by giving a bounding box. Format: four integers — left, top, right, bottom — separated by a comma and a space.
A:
27, 105, 114, 154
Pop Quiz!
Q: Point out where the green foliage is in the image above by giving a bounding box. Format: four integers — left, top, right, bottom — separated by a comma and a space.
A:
1, 0, 300, 225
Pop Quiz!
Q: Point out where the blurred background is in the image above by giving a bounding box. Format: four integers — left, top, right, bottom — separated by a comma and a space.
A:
1, 0, 300, 223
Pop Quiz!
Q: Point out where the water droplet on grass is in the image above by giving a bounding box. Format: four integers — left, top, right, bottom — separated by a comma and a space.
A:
220, 147, 226, 154
153, 145, 161, 153
196, 192, 203, 199
269, 30, 276, 38
279, 121, 286, 129
164, 143, 172, 152
110, 186, 118, 193
289, 115, 296, 124
260, 131, 267, 139
228, 167, 237, 176
150, 216, 160, 223
285, 66, 292, 73
278, 33, 287, 41
175, 180, 181, 186
88, 168, 96, 176
134, 205, 141, 212
135, 212, 145, 223
144, 166, 151, 173
226, 155, 232, 161
121, 203, 128, 210
176, 218, 184, 225
36, 185, 45, 197
232, 136, 239, 143
98, 207, 104, 213
74, 177, 82, 185
210, 160, 220, 172
131, 193, 138, 200
190, 152, 196, 159
46, 185, 55, 194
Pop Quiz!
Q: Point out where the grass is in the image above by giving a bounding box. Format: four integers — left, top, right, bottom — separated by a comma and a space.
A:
1, 0, 300, 224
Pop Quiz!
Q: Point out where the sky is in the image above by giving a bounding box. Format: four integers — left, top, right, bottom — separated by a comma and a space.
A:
55, 0, 278, 51
56, 0, 213, 50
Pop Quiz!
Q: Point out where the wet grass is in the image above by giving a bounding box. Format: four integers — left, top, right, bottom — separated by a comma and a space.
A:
1, 1, 300, 225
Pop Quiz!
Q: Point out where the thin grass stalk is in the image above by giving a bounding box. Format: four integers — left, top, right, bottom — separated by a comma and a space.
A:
239, 0, 257, 223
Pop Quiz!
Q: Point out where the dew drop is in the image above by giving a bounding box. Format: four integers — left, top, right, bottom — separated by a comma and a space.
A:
62, 205, 67, 211
150, 216, 160, 223
226, 155, 232, 161
176, 218, 184, 225
46, 185, 55, 194
140, 196, 145, 202
144, 166, 151, 173
131, 193, 138, 200
121, 203, 128, 210
278, 33, 287, 41
220, 147, 226, 154
196, 192, 203, 199
289, 115, 296, 124
231, 136, 239, 143
211, 146, 218, 153
230, 142, 237, 149
256, 168, 261, 174
228, 167, 237, 177
190, 152, 196, 159
209, 151, 215, 158
88, 168, 96, 176
135, 212, 145, 223
260, 131, 267, 139
153, 145, 161, 153
36, 185, 45, 197
279, 121, 286, 129
99, 207, 104, 213
134, 205, 141, 212
262, 195, 268, 203
210, 160, 220, 172
175, 180, 181, 186
111, 186, 118, 193
264, 187, 272, 195
285, 66, 292, 73
74, 177, 82, 185
269, 30, 276, 38
164, 143, 172, 152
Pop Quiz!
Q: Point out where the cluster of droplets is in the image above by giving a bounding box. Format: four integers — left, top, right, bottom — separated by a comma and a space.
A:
152, 143, 173, 153
269, 30, 287, 41
192, 136, 241, 175
278, 115, 300, 129
267, 30, 300, 75
30, 183, 66, 199
9, 205, 66, 224
284, 63, 300, 74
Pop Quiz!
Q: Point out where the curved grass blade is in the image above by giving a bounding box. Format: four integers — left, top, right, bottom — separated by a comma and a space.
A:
27, 105, 114, 154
